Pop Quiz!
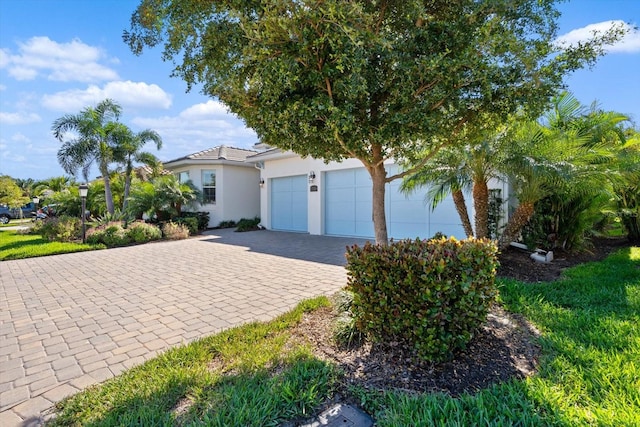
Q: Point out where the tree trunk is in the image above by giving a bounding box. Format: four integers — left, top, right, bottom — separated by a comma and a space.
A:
498, 201, 535, 249
370, 161, 388, 245
452, 189, 474, 238
101, 164, 115, 215
122, 172, 131, 212
473, 180, 490, 239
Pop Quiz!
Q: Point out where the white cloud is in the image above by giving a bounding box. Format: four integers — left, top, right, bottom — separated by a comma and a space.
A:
0, 84, 7, 91
42, 80, 172, 111
556, 20, 640, 53
0, 36, 119, 82
11, 133, 30, 143
0, 111, 41, 125
131, 100, 258, 159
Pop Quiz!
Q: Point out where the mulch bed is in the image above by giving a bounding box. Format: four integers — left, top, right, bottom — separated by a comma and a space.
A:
291, 236, 633, 397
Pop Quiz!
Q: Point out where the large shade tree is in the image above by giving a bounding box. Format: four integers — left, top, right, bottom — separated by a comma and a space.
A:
125, 0, 624, 243
53, 99, 122, 214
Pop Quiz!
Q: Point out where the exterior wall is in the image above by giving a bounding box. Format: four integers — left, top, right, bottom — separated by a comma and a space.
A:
165, 163, 259, 228
220, 165, 260, 224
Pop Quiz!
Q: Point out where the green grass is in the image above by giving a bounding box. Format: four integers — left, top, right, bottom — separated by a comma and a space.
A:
0, 218, 31, 227
0, 230, 105, 260
48, 248, 640, 426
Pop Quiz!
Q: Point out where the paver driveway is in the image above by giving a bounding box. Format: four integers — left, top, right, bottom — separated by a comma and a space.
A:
0, 229, 367, 426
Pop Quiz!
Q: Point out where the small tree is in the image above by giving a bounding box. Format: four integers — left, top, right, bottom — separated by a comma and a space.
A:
125, 0, 623, 244
0, 175, 29, 210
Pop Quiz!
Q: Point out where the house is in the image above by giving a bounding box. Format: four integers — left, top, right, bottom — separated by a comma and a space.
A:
248, 148, 510, 240
163, 146, 260, 228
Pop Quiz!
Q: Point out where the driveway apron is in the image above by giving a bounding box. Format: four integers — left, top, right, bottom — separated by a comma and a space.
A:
0, 229, 367, 426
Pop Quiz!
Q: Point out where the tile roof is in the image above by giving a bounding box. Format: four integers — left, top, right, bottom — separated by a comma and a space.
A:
165, 145, 258, 164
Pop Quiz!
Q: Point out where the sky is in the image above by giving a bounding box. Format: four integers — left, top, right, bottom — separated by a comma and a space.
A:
1, 0, 639, 181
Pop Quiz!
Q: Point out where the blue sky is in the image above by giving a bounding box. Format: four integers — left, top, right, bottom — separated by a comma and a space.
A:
1, 0, 639, 181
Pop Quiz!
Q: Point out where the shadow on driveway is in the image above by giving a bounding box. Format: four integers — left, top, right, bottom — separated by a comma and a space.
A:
199, 229, 370, 266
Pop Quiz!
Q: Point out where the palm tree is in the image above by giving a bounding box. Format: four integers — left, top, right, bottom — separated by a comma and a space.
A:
53, 98, 122, 214
33, 176, 72, 200
108, 122, 163, 211
401, 119, 508, 239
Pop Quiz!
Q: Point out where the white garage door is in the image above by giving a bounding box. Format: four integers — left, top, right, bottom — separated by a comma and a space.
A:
324, 166, 466, 239
271, 175, 308, 232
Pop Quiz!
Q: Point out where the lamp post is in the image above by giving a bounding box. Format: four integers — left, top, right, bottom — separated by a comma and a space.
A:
32, 196, 39, 219
79, 184, 88, 243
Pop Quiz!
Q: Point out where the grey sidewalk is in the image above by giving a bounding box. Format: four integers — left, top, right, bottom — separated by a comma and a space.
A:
0, 229, 366, 426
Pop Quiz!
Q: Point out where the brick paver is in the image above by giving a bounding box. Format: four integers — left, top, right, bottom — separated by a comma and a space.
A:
0, 229, 366, 425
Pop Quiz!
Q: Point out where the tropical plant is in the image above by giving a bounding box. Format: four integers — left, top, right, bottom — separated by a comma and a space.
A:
610, 130, 640, 241
518, 94, 628, 250
126, 175, 200, 221
88, 174, 125, 218
108, 122, 163, 211
53, 98, 122, 215
125, 0, 623, 244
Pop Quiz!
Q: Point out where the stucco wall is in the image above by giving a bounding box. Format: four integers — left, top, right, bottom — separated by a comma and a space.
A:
165, 164, 259, 228
220, 165, 260, 224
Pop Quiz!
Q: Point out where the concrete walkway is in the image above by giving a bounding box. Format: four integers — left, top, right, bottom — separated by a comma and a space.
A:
0, 229, 367, 426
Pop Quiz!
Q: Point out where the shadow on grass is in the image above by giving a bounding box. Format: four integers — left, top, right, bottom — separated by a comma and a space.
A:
47, 354, 336, 427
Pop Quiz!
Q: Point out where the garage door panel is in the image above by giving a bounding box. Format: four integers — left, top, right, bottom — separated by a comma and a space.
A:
354, 168, 371, 186
271, 175, 307, 232
325, 166, 469, 239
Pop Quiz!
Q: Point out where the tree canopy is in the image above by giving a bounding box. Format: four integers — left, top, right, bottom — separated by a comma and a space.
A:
125, 0, 625, 243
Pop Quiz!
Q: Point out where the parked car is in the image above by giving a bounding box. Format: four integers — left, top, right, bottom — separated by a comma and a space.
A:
0, 202, 37, 224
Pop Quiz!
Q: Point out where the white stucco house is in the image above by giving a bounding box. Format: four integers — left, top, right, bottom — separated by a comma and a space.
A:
163, 146, 260, 228
247, 148, 510, 240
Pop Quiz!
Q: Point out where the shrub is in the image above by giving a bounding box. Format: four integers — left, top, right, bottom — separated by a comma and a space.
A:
218, 219, 237, 228
86, 221, 130, 247
174, 217, 198, 235
180, 211, 210, 230
103, 225, 132, 247
37, 216, 81, 242
236, 217, 261, 232
125, 221, 162, 243
162, 221, 190, 240
345, 237, 498, 362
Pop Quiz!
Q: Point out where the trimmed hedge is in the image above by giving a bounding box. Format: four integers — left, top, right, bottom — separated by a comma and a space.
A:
236, 217, 261, 232
345, 237, 498, 361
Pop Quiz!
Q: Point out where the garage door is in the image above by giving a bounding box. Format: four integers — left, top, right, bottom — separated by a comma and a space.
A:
271, 175, 308, 232
324, 167, 466, 239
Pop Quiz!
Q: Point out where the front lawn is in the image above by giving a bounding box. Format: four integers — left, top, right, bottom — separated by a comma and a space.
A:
0, 230, 105, 260
48, 247, 639, 426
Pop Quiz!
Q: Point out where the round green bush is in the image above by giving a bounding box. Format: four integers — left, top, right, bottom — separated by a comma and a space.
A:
125, 222, 162, 243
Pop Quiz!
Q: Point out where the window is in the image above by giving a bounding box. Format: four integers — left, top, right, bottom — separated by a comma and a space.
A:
176, 171, 190, 183
202, 170, 216, 204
